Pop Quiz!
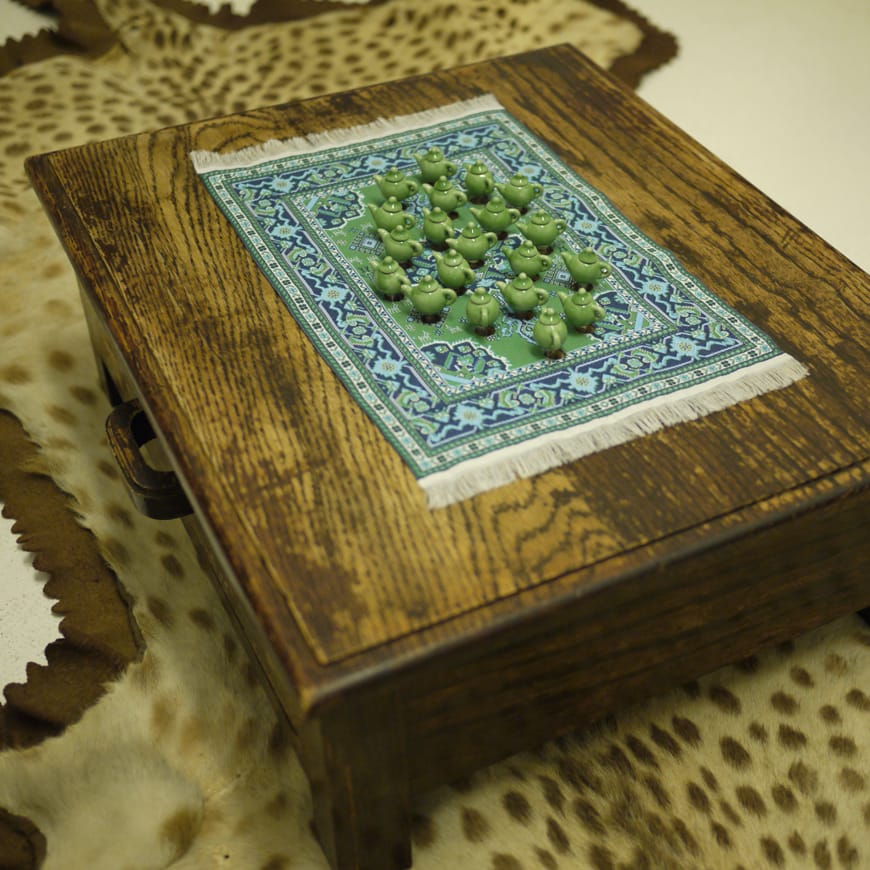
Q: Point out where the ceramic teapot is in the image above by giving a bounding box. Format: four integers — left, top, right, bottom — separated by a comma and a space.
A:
533, 307, 568, 359
495, 272, 549, 318
517, 209, 567, 249
446, 221, 498, 263
465, 287, 501, 336
373, 168, 419, 201
561, 247, 611, 288
422, 206, 454, 246
402, 275, 457, 322
469, 195, 520, 234
557, 289, 606, 333
415, 147, 458, 184
367, 196, 415, 232
505, 238, 552, 277
423, 175, 467, 213
368, 255, 411, 301
433, 249, 476, 292
496, 173, 543, 209
377, 226, 424, 263
464, 161, 495, 200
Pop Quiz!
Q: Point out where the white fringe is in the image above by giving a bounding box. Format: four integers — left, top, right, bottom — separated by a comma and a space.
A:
190, 94, 504, 173
421, 355, 809, 509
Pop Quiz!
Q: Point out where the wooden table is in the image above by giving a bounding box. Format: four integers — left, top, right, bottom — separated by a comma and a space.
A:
27, 46, 870, 870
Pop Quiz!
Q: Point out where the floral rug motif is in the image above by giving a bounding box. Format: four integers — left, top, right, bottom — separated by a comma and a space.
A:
194, 96, 806, 506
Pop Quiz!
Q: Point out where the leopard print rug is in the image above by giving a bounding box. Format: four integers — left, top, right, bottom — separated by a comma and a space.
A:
1, 1, 868, 867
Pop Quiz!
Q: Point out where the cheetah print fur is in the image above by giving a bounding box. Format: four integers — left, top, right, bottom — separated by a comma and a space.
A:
1, 1, 868, 867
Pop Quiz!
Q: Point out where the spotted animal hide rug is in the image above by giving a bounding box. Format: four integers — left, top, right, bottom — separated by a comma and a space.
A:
1, 2, 868, 869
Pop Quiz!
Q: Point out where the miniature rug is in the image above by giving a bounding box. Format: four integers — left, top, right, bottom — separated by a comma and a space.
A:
193, 96, 807, 506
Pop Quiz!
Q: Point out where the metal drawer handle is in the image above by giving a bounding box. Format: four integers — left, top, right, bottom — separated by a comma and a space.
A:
105, 399, 191, 520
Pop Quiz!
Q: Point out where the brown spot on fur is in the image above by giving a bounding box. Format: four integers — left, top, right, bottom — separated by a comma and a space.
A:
788, 761, 819, 796
829, 735, 857, 757
188, 608, 215, 630
720, 737, 751, 769
160, 807, 200, 860
492, 855, 523, 870
546, 816, 570, 854
535, 847, 557, 869
572, 798, 604, 834
161, 553, 185, 578
502, 790, 532, 824
837, 835, 859, 867
672, 716, 701, 747
46, 404, 77, 426
625, 735, 659, 768
97, 458, 121, 479
687, 782, 711, 813
819, 704, 841, 725
155, 530, 177, 548
711, 821, 731, 848
814, 840, 832, 868
103, 535, 130, 565
839, 767, 865, 792
772, 784, 797, 812
789, 666, 814, 688
69, 385, 98, 405
649, 724, 681, 757
48, 349, 74, 371
710, 685, 741, 714
771, 691, 798, 715
824, 653, 848, 674
778, 724, 807, 749
260, 857, 290, 870
749, 722, 768, 743
107, 501, 134, 528
146, 596, 174, 628
588, 844, 615, 870
151, 694, 176, 737
846, 688, 870, 711
788, 832, 806, 854
761, 837, 785, 866
265, 791, 290, 819
538, 776, 565, 815
815, 801, 837, 825
736, 785, 766, 817
461, 806, 490, 842
1, 364, 31, 384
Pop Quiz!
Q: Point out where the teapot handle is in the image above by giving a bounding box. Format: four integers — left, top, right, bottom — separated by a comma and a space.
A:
402, 214, 416, 229
443, 288, 458, 306
540, 255, 552, 269
406, 180, 419, 195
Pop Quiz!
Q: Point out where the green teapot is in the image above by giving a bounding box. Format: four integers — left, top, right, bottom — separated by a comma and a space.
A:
495, 272, 548, 319
465, 287, 501, 336
517, 209, 567, 249
422, 175, 467, 213
368, 255, 411, 301
557, 289, 606, 333
422, 206, 454, 246
377, 226, 424, 263
367, 196, 415, 232
470, 195, 520, 234
464, 161, 495, 201
533, 307, 568, 359
505, 238, 552, 278
561, 247, 611, 289
402, 275, 457, 323
373, 168, 419, 201
415, 147, 458, 184
433, 248, 476, 293
496, 173, 543, 210
446, 221, 498, 264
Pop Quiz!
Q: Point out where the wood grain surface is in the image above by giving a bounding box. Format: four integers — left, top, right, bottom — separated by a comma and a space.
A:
27, 45, 870, 703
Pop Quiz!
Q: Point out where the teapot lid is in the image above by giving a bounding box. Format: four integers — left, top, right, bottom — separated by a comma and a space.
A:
428, 206, 448, 221
423, 147, 443, 161
468, 161, 488, 174
443, 249, 464, 264
433, 175, 453, 191
578, 247, 598, 264
538, 306, 560, 322
530, 210, 550, 225
461, 221, 482, 237
512, 272, 534, 290
486, 195, 506, 211
389, 225, 410, 240
469, 287, 491, 304
382, 196, 402, 213
379, 256, 399, 273
517, 239, 538, 254
383, 167, 404, 181
509, 173, 529, 186
417, 275, 440, 292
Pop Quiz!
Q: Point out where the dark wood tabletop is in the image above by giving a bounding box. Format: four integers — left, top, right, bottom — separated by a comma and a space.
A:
27, 45, 870, 869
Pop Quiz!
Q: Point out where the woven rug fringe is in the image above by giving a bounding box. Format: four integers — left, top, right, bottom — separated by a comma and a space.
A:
190, 94, 504, 172
421, 355, 809, 508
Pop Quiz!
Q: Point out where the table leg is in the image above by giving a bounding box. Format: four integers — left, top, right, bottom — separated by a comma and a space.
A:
302, 692, 412, 870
